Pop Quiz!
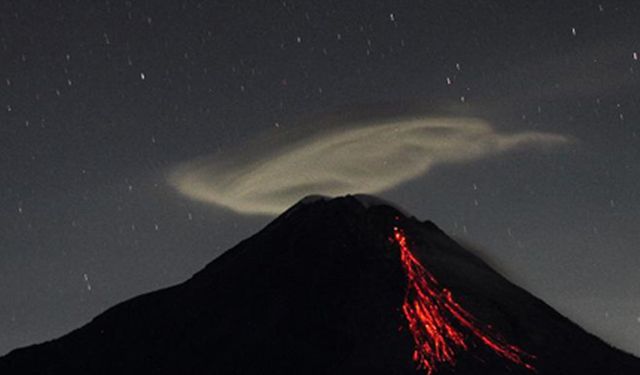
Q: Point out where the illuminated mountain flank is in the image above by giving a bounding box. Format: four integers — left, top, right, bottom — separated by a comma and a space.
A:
1, 195, 638, 374
392, 227, 534, 374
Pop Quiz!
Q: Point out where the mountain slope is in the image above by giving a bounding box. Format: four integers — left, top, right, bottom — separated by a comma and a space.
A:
1, 195, 638, 374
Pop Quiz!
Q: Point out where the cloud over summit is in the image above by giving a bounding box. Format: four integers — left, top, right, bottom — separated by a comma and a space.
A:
169, 117, 569, 215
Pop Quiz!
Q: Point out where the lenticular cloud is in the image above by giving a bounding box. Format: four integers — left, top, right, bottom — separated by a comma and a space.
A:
168, 117, 569, 215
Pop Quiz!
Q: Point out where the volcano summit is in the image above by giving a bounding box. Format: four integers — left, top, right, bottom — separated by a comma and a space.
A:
1, 195, 638, 374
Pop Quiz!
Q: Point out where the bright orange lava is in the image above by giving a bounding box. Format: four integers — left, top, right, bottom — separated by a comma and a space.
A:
392, 227, 535, 374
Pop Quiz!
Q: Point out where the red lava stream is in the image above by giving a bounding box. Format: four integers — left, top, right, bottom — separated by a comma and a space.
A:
392, 227, 535, 374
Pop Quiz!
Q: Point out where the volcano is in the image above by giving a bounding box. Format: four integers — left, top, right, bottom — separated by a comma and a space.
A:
1, 195, 638, 374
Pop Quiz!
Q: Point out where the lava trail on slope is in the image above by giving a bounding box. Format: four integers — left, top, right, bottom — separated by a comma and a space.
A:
392, 227, 536, 374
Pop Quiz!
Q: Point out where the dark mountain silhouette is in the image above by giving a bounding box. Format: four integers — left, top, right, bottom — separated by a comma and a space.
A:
1, 195, 639, 374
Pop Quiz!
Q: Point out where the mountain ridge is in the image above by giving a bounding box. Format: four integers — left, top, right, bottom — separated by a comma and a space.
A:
1, 194, 638, 374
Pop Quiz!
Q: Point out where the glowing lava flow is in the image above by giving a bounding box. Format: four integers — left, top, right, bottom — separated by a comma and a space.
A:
392, 227, 535, 374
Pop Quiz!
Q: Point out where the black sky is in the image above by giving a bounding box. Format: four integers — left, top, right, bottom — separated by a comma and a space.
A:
1, 0, 639, 356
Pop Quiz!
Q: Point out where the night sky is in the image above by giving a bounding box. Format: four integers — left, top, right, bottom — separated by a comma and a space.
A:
2, 0, 640, 357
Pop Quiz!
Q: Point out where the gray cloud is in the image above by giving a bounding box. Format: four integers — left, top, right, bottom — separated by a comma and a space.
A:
168, 117, 570, 215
